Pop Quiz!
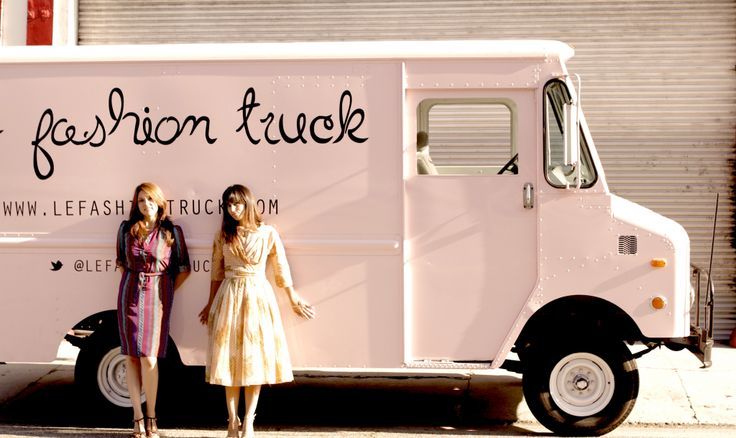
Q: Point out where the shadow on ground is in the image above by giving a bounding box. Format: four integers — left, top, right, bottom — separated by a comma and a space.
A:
0, 364, 533, 435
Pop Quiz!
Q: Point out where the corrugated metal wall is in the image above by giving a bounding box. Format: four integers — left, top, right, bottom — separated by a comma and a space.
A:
78, 0, 736, 340
428, 103, 513, 167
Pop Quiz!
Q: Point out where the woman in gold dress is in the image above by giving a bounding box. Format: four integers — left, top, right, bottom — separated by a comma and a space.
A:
199, 184, 314, 438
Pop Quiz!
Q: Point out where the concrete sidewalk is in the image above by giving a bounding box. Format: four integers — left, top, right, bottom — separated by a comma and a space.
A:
301, 344, 736, 427
449, 344, 736, 426
1, 344, 735, 428
624, 344, 736, 425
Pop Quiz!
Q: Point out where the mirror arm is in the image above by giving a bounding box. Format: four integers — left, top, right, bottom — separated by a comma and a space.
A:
575, 74, 582, 188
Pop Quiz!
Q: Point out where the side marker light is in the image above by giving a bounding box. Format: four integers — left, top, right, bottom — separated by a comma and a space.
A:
651, 296, 667, 310
651, 258, 667, 268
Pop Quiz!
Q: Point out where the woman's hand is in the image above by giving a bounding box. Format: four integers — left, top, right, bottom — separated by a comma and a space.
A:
200, 280, 222, 325
198, 304, 211, 325
291, 299, 316, 319
286, 288, 315, 319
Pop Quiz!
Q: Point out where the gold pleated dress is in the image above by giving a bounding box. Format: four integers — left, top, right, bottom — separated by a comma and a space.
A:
205, 225, 294, 386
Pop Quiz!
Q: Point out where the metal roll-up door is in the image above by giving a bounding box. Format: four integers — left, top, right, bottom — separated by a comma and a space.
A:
78, 0, 736, 340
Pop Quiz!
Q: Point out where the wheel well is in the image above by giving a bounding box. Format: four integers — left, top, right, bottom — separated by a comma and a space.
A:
71, 309, 117, 333
67, 310, 182, 365
515, 296, 643, 356
65, 310, 118, 349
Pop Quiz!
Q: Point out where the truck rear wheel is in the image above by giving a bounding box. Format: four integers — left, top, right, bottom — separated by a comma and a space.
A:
74, 330, 142, 410
522, 341, 639, 436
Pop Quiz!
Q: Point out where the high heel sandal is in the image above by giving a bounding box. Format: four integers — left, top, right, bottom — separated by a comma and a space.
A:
226, 416, 241, 438
131, 417, 145, 438
145, 416, 160, 438
242, 414, 256, 438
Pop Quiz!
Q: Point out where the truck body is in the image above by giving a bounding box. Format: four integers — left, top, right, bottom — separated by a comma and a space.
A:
0, 40, 712, 435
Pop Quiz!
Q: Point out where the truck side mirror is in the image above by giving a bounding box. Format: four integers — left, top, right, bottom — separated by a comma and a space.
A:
563, 101, 579, 167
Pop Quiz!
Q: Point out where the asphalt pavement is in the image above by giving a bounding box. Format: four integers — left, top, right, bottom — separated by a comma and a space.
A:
0, 343, 734, 436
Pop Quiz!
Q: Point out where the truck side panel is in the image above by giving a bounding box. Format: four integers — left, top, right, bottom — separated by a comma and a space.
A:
0, 60, 405, 367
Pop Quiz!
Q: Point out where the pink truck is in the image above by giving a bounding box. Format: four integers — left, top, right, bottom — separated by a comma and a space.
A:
0, 40, 713, 435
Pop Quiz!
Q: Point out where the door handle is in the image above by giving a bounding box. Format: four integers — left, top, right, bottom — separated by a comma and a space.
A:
523, 183, 534, 209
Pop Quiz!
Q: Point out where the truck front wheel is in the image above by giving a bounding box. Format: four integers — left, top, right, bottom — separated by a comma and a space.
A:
522, 341, 639, 436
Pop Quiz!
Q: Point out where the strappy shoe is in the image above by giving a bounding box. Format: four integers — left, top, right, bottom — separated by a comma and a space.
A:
226, 416, 241, 438
131, 417, 145, 438
242, 414, 256, 438
145, 416, 160, 438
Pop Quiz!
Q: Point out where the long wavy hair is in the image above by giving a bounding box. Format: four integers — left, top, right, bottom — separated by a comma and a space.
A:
128, 182, 174, 245
221, 184, 262, 245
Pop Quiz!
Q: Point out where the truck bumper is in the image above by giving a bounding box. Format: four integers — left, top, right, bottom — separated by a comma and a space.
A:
662, 264, 715, 368
663, 327, 714, 368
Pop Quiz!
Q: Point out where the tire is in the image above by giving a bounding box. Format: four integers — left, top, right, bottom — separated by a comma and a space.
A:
74, 330, 142, 410
522, 340, 639, 436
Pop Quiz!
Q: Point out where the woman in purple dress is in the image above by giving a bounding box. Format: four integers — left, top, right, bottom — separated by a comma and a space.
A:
116, 182, 191, 438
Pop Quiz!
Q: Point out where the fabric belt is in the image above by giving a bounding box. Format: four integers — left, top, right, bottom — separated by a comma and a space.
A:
224, 269, 262, 279
125, 269, 165, 277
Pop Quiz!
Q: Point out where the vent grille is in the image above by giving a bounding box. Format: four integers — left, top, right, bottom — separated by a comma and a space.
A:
618, 235, 638, 255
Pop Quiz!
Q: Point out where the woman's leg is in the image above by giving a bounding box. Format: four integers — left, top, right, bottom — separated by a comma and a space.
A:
243, 385, 261, 438
125, 356, 145, 434
140, 357, 159, 417
140, 357, 160, 437
225, 386, 241, 436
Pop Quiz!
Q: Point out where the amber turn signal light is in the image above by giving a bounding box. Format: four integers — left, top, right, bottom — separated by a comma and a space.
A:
650, 258, 667, 268
651, 296, 667, 310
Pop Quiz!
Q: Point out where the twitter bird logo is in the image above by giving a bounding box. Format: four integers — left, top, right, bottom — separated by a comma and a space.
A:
50, 260, 63, 271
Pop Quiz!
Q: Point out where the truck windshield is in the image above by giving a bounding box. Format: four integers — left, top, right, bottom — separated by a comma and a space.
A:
543, 80, 597, 188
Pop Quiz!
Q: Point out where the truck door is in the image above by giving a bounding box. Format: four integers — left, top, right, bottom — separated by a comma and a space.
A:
405, 88, 538, 362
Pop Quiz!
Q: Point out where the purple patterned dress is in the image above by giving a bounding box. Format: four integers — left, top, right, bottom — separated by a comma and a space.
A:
116, 220, 190, 358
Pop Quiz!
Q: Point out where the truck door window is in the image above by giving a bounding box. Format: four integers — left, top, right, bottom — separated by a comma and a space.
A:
417, 100, 516, 176
544, 80, 597, 188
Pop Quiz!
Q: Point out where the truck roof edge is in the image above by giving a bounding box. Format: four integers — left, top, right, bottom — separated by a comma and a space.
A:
0, 40, 574, 64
